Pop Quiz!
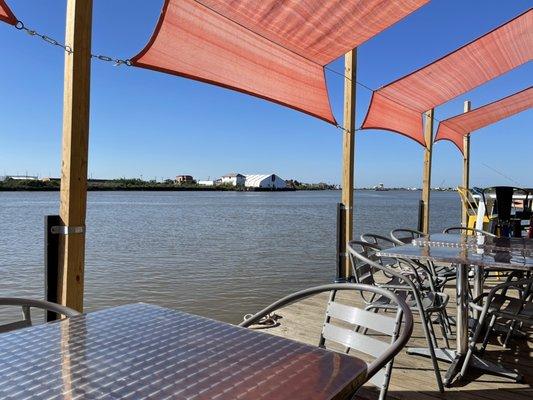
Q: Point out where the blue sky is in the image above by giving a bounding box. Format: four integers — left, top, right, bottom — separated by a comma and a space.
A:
0, 0, 531, 187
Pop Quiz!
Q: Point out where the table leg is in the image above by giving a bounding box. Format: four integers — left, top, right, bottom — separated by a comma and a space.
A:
407, 261, 522, 386
456, 263, 469, 355
441, 263, 469, 386
409, 263, 469, 386
472, 266, 483, 319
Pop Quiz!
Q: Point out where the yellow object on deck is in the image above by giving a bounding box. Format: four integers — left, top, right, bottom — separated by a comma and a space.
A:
457, 186, 491, 232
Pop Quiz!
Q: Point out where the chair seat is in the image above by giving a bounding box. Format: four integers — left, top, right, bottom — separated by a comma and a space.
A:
369, 290, 448, 313
471, 294, 533, 325
435, 265, 455, 278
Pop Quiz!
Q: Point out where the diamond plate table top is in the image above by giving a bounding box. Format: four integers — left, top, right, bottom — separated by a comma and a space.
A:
412, 233, 533, 254
379, 236, 533, 271
0, 303, 367, 400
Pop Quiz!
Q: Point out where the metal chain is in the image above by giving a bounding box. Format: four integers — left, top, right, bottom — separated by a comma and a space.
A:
16, 20, 72, 54
91, 54, 131, 66
15, 20, 130, 66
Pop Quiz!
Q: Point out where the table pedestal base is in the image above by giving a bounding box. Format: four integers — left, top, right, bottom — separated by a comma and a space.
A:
406, 347, 522, 386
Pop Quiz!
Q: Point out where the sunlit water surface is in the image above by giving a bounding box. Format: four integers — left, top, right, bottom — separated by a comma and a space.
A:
0, 190, 459, 324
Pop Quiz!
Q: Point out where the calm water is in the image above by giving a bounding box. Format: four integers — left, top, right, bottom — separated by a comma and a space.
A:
0, 190, 459, 324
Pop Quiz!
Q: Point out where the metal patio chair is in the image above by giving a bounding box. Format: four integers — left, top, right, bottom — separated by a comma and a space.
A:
240, 283, 413, 400
459, 276, 533, 381
361, 233, 397, 250
0, 298, 80, 334
443, 226, 503, 282
348, 241, 449, 392
390, 228, 426, 245
360, 233, 402, 280
443, 226, 497, 237
391, 228, 454, 287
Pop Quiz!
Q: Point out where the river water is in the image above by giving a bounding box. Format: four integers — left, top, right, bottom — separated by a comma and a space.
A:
0, 190, 459, 324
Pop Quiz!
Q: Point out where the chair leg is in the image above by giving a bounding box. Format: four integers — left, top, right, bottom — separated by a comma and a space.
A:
418, 308, 444, 392
459, 303, 493, 379
378, 360, 394, 400
437, 313, 450, 349
480, 314, 497, 353
426, 314, 440, 348
503, 320, 517, 348
441, 307, 453, 335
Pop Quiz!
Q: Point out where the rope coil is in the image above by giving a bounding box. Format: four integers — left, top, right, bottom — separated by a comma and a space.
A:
242, 312, 281, 329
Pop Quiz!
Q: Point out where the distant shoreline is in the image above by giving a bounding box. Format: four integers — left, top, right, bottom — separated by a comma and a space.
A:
0, 186, 303, 192
0, 187, 455, 193
0, 178, 456, 192
0, 178, 337, 192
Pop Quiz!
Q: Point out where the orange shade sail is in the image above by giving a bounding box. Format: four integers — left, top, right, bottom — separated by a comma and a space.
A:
361, 9, 532, 146
0, 0, 16, 25
131, 0, 429, 124
435, 87, 533, 153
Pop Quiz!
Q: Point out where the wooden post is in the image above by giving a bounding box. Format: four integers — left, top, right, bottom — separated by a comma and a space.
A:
421, 109, 434, 234
462, 100, 471, 226
57, 0, 93, 312
340, 48, 357, 279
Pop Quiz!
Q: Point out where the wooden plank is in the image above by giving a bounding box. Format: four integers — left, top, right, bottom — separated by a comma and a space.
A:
421, 109, 434, 234
57, 0, 93, 312
340, 48, 357, 278
462, 101, 471, 226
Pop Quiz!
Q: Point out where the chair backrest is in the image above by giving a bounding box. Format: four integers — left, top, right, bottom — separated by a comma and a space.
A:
443, 226, 497, 237
240, 283, 413, 400
482, 277, 533, 325
347, 240, 381, 287
390, 228, 426, 245
0, 298, 80, 334
320, 289, 407, 399
361, 233, 397, 250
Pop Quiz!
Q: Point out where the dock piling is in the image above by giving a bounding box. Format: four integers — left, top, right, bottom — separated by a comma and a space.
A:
44, 215, 61, 322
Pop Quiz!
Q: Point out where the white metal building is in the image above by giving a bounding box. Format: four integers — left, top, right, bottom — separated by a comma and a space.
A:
244, 174, 286, 189
198, 180, 215, 186
221, 173, 246, 186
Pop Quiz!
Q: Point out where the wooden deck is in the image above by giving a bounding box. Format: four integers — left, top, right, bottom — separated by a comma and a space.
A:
261, 280, 533, 399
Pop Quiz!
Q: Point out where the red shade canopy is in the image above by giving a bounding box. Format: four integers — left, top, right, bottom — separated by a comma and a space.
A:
361, 9, 532, 146
0, 0, 16, 25
435, 87, 533, 154
131, 0, 428, 124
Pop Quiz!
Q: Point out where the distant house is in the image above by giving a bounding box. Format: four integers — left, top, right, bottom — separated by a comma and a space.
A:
198, 180, 215, 186
245, 174, 286, 189
221, 173, 245, 187
1, 175, 39, 181
175, 175, 195, 184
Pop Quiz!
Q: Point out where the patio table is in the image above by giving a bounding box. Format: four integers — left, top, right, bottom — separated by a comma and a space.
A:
378, 233, 533, 386
0, 303, 367, 400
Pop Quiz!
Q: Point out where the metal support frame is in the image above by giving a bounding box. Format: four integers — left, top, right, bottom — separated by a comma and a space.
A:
408, 263, 522, 386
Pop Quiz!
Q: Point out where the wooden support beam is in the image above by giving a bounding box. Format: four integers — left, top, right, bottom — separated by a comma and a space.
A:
340, 48, 357, 279
421, 109, 434, 234
57, 0, 93, 312
462, 100, 471, 226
